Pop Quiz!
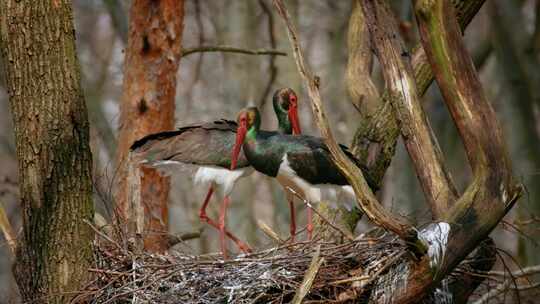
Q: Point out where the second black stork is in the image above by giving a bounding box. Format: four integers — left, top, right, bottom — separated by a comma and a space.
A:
231, 107, 378, 237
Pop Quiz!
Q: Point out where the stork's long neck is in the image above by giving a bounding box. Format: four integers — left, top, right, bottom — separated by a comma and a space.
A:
273, 93, 293, 135
243, 127, 283, 178
276, 110, 292, 134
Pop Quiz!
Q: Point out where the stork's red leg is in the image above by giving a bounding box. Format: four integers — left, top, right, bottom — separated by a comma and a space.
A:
288, 199, 296, 242
307, 206, 313, 240
198, 186, 215, 219
198, 186, 252, 254
219, 196, 231, 258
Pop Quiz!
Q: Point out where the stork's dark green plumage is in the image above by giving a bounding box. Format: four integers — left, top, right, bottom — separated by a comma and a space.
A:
233, 107, 378, 191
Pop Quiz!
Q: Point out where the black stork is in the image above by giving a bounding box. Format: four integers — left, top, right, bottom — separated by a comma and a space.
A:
230, 107, 378, 235
130, 88, 301, 257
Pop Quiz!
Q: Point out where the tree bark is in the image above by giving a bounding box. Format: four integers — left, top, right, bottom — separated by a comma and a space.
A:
361, 0, 459, 219
0, 1, 94, 303
115, 0, 185, 252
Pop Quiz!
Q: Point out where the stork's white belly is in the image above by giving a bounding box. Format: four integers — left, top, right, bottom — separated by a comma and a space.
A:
276, 155, 356, 210
139, 159, 254, 196
194, 166, 254, 195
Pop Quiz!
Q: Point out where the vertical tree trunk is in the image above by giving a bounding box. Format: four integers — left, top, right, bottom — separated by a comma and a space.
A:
0, 1, 94, 303
115, 0, 185, 252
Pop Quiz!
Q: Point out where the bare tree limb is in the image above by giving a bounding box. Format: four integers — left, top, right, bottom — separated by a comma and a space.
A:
181, 45, 287, 57
360, 0, 458, 218
413, 0, 487, 95
272, 0, 425, 254
166, 231, 202, 248
346, 0, 380, 117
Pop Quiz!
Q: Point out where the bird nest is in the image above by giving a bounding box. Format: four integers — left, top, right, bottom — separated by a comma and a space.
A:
77, 219, 540, 304
78, 228, 425, 303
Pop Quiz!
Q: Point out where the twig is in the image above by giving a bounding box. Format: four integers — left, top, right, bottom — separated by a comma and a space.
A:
181, 45, 286, 57
0, 199, 16, 254
83, 219, 127, 254
257, 220, 286, 244
292, 245, 324, 304
484, 265, 540, 278
167, 230, 202, 248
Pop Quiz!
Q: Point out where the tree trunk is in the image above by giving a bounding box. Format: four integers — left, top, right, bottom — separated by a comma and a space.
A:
0, 1, 94, 303
115, 0, 185, 252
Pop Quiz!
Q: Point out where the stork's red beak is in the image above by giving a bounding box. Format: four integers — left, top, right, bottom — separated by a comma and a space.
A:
231, 120, 247, 170
288, 104, 301, 135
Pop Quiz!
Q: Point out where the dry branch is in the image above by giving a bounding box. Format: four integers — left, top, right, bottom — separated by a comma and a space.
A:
412, 0, 487, 95
346, 0, 380, 117
271, 0, 425, 254
258, 220, 286, 244
181, 45, 286, 57
360, 0, 458, 218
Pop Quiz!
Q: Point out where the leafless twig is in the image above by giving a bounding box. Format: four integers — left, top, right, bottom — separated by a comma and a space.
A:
181, 45, 286, 57
257, 220, 286, 244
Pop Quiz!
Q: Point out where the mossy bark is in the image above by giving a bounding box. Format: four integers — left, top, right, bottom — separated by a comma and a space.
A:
351, 1, 485, 185
0, 1, 94, 303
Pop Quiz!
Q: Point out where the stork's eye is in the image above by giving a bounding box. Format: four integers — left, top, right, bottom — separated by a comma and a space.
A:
290, 94, 297, 105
